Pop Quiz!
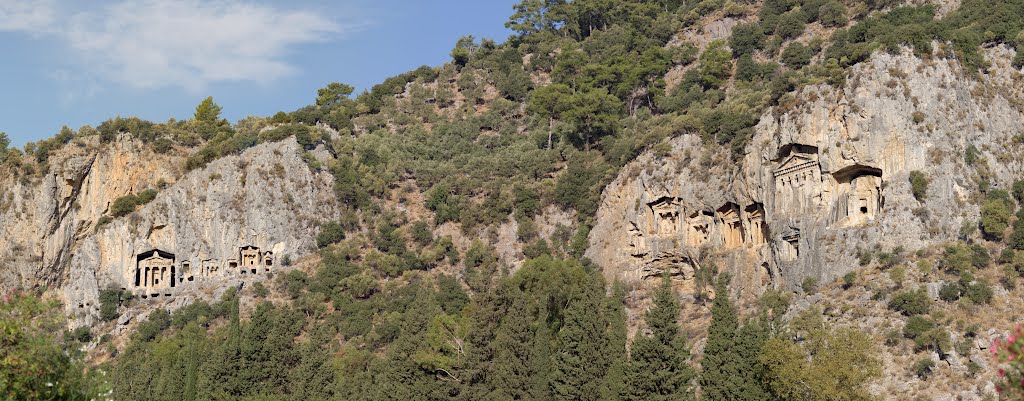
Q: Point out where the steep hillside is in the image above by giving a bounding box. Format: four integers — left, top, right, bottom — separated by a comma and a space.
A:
5, 0, 1024, 400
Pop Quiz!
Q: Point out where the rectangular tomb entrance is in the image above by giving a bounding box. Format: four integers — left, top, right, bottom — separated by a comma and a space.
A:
134, 249, 176, 295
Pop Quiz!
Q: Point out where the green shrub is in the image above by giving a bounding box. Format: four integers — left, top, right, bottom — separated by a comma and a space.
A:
278, 270, 308, 300
729, 22, 766, 56
109, 195, 140, 217
781, 42, 813, 69
971, 244, 992, 268
1013, 180, 1024, 205
913, 358, 935, 379
909, 170, 928, 201
981, 198, 1011, 241
252, 282, 269, 298
98, 289, 120, 321
903, 315, 935, 340
842, 271, 857, 289
818, 1, 846, 27
776, 9, 808, 39
411, 220, 434, 246
964, 279, 993, 304
801, 277, 818, 293
134, 309, 171, 342
938, 282, 961, 302
965, 144, 980, 166
316, 221, 345, 248
888, 287, 930, 316
941, 243, 974, 274
67, 326, 92, 343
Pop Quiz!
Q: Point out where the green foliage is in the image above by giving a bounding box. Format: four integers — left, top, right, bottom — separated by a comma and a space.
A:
942, 242, 977, 274
730, 22, 766, 56
194, 96, 223, 123
981, 197, 1012, 241
252, 282, 269, 298
1013, 180, 1024, 205
909, 170, 928, 202
134, 308, 172, 342
760, 309, 881, 401
698, 40, 733, 89
964, 278, 994, 304
781, 42, 813, 69
99, 288, 121, 321
902, 315, 935, 341
913, 358, 935, 379
623, 275, 694, 401
1, 291, 104, 400
316, 221, 345, 248
701, 274, 750, 401
887, 287, 931, 316
775, 9, 808, 39
818, 1, 847, 27
939, 282, 961, 301
109, 188, 160, 218
801, 276, 818, 293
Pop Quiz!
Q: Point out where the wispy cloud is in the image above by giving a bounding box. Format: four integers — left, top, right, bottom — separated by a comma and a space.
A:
3, 0, 350, 92
0, 0, 56, 33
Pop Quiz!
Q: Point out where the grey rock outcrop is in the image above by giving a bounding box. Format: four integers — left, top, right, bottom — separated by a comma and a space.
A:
62, 138, 339, 324
587, 46, 1024, 298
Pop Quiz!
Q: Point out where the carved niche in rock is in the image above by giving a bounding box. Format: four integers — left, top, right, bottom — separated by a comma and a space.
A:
181, 261, 193, 283
831, 165, 883, 227
240, 245, 261, 274
648, 197, 681, 237
202, 259, 220, 277
686, 211, 713, 247
627, 223, 649, 258
134, 249, 176, 294
718, 203, 744, 248
773, 145, 822, 214
262, 251, 274, 273
779, 228, 800, 262
745, 203, 769, 245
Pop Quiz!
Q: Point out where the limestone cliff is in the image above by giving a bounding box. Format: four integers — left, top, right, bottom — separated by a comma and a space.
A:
587, 46, 1024, 301
0, 135, 340, 324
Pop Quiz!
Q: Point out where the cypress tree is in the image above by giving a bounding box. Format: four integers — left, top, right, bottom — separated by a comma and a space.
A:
623, 275, 694, 401
734, 318, 771, 400
601, 283, 628, 401
490, 289, 537, 400
528, 309, 556, 401
460, 285, 509, 400
551, 281, 608, 401
699, 274, 744, 401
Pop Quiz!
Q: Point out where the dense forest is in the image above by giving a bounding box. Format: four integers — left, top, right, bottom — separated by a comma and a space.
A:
6, 0, 1024, 400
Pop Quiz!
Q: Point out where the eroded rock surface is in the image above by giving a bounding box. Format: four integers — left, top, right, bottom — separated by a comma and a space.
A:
588, 48, 1024, 301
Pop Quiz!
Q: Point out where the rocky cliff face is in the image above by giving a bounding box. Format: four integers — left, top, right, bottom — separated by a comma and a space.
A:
0, 135, 339, 324
588, 46, 1024, 301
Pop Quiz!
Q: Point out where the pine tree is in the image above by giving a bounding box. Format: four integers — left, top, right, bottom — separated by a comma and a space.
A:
699, 274, 744, 401
623, 275, 694, 401
193, 96, 222, 123
551, 280, 607, 401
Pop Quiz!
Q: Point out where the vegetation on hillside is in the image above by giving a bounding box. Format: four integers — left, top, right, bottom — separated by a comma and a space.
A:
6, 0, 1024, 399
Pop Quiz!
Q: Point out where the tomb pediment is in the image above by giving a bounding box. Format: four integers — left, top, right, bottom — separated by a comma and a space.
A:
773, 154, 818, 177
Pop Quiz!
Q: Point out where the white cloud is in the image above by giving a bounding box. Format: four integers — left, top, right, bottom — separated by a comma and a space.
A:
0, 0, 56, 33
64, 1, 343, 91
4, 1, 347, 92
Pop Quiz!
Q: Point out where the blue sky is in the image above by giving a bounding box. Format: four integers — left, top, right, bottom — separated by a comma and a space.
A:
0, 0, 517, 147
